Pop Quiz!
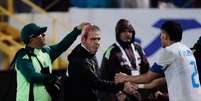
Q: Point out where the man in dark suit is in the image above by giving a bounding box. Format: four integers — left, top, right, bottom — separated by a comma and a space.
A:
64, 24, 134, 101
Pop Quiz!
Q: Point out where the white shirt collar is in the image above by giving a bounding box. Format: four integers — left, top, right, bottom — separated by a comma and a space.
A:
81, 44, 90, 52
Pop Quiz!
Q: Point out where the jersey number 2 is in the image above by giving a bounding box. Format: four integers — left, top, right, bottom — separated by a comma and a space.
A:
190, 61, 200, 88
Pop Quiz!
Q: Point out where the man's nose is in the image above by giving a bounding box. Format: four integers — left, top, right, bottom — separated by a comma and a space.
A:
95, 39, 100, 44
127, 31, 132, 35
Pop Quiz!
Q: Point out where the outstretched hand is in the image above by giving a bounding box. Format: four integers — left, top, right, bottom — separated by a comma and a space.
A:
115, 72, 128, 84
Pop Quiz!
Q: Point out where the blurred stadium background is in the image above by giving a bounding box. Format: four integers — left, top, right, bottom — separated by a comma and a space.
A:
0, 0, 201, 100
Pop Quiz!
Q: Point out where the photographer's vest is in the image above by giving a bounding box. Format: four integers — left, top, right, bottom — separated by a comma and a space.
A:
15, 48, 52, 101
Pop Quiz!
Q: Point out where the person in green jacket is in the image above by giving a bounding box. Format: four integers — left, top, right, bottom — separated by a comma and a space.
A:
15, 22, 89, 101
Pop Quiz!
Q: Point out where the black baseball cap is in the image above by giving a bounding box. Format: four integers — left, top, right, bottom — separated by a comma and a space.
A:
20, 23, 47, 44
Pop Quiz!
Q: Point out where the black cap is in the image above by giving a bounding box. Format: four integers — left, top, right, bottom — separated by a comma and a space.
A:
20, 23, 47, 44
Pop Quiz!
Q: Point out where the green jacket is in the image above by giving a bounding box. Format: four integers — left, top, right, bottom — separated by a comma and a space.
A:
15, 27, 81, 101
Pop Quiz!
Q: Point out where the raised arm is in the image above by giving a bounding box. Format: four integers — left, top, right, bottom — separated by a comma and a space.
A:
49, 22, 90, 61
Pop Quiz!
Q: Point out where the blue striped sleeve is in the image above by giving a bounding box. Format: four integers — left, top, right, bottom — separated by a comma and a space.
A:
149, 63, 164, 74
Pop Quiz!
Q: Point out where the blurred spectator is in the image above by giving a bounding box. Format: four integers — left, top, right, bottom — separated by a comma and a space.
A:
150, 0, 199, 8
70, 0, 113, 8
32, 0, 43, 8
32, 0, 70, 12
14, 0, 32, 13
117, 0, 138, 8
150, 0, 176, 8
158, 0, 176, 8
117, 0, 150, 8
171, 0, 192, 8
150, 0, 159, 8
11, 0, 201, 11
192, 0, 201, 8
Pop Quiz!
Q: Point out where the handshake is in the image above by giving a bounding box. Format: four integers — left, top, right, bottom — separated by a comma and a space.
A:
114, 72, 143, 98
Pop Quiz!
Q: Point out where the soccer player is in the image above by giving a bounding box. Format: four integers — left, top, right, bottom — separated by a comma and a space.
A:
115, 21, 201, 101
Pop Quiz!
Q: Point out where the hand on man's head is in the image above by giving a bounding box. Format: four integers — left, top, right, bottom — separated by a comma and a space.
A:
77, 22, 91, 30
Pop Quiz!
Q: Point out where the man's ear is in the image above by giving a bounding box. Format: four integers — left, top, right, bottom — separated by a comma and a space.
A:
164, 32, 169, 41
27, 38, 32, 46
81, 35, 85, 43
81, 31, 88, 43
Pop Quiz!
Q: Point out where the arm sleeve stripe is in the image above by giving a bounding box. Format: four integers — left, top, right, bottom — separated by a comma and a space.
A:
149, 63, 164, 74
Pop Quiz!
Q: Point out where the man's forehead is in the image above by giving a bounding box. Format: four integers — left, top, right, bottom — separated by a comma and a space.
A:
88, 30, 101, 35
88, 31, 101, 39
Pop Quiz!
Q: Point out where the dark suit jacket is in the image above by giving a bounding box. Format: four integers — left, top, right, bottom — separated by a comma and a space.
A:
64, 44, 122, 101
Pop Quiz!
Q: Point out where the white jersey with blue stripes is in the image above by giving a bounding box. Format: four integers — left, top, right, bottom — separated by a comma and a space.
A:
151, 42, 201, 101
